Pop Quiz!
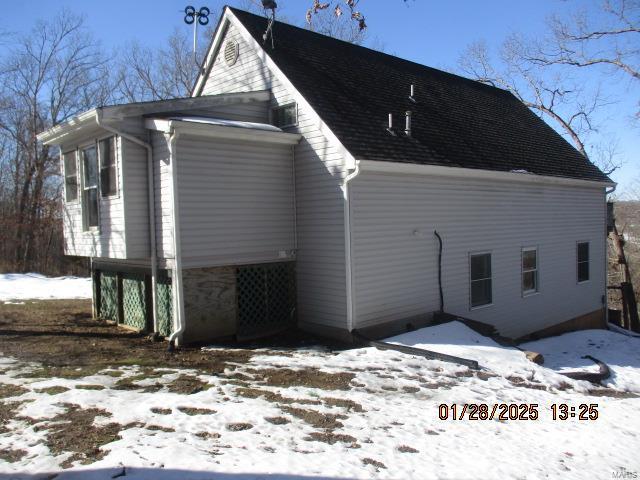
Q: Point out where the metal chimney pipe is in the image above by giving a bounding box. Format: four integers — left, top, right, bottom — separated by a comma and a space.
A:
388, 113, 393, 130
405, 111, 412, 137
409, 84, 416, 103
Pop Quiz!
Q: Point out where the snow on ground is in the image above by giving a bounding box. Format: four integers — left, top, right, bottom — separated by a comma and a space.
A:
0, 273, 91, 301
0, 321, 639, 479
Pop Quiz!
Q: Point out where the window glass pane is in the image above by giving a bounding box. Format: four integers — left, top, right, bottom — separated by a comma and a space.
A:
63, 152, 76, 176
523, 271, 537, 292
578, 261, 589, 282
522, 249, 537, 270
578, 242, 589, 263
65, 176, 78, 202
99, 137, 115, 167
83, 146, 98, 187
470, 254, 491, 280
471, 279, 492, 307
85, 188, 98, 228
101, 165, 117, 196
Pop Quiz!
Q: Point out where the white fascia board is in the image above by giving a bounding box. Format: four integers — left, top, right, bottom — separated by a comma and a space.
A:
37, 109, 98, 145
359, 160, 616, 189
192, 8, 357, 170
145, 118, 301, 145
192, 14, 231, 97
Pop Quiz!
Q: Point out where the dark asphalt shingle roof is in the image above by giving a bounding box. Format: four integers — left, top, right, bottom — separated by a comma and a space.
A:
230, 8, 610, 183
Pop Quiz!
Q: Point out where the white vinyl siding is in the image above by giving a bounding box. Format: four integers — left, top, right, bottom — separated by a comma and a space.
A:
121, 138, 150, 259
350, 171, 606, 339
151, 132, 175, 260
201, 21, 349, 328
175, 134, 295, 267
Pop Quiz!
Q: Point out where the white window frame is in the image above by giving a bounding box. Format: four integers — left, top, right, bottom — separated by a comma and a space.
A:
98, 134, 119, 199
80, 140, 100, 232
521, 246, 539, 296
469, 251, 493, 310
62, 149, 79, 204
271, 102, 298, 128
577, 241, 590, 284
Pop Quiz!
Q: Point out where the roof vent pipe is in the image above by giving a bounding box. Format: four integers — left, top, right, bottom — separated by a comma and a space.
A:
405, 111, 412, 137
409, 84, 416, 103
387, 113, 396, 136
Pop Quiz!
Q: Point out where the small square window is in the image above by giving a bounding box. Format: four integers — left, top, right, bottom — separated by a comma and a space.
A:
272, 103, 297, 128
577, 242, 589, 283
470, 253, 492, 308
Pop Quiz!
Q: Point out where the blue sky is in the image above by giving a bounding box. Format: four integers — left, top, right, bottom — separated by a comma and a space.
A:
1, 0, 637, 196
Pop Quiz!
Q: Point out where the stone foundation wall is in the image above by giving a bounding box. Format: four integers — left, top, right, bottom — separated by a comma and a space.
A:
182, 266, 237, 344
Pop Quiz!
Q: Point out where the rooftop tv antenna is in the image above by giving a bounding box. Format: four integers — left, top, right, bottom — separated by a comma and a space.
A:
261, 0, 277, 48
184, 6, 210, 73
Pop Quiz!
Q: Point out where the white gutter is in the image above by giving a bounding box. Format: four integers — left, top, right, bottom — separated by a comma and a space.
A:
343, 161, 361, 332
166, 130, 186, 346
360, 160, 616, 189
96, 109, 160, 335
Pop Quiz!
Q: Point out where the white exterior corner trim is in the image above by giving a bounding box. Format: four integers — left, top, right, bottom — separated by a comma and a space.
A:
144, 118, 301, 145
359, 160, 616, 189
192, 7, 357, 170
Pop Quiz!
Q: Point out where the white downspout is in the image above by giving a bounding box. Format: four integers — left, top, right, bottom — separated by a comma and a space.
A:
96, 109, 159, 335
343, 161, 361, 333
166, 129, 186, 346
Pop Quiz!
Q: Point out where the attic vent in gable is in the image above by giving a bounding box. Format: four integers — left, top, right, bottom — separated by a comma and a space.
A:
224, 40, 239, 66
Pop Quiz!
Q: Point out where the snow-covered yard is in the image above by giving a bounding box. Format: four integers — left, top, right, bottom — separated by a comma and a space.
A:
0, 274, 639, 479
0, 273, 91, 302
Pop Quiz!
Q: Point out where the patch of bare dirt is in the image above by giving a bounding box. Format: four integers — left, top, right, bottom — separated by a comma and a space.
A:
145, 425, 175, 432
177, 406, 216, 416
150, 407, 172, 415
304, 431, 358, 445
75, 384, 105, 391
226, 422, 253, 431
0, 447, 27, 463
166, 375, 210, 395
322, 397, 364, 412
265, 416, 290, 425
195, 431, 221, 439
398, 445, 419, 453
246, 368, 355, 391
362, 457, 387, 470
401, 386, 420, 393
235, 387, 321, 405
0, 383, 28, 399
41, 403, 134, 468
280, 406, 347, 430
34, 386, 70, 395
587, 388, 639, 398
0, 401, 28, 433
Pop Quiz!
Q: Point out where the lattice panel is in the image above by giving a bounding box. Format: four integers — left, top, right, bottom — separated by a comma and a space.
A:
237, 262, 295, 339
122, 273, 147, 331
157, 274, 173, 337
99, 272, 117, 321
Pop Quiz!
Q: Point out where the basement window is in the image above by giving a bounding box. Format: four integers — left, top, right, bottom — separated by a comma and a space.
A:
99, 136, 118, 197
63, 151, 78, 203
470, 252, 492, 308
522, 247, 538, 295
577, 242, 590, 283
272, 103, 297, 128
82, 145, 99, 230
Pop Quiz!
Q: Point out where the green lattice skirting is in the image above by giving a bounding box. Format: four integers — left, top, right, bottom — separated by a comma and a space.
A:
157, 274, 173, 337
99, 272, 118, 321
122, 273, 147, 331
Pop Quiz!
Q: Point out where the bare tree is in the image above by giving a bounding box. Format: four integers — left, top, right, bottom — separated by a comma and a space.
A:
0, 10, 111, 273
459, 38, 619, 174
524, 0, 639, 119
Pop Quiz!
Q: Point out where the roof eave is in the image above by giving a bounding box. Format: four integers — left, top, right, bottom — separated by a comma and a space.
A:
37, 109, 99, 145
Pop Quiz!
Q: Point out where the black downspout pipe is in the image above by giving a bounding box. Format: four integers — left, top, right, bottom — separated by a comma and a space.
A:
434, 230, 444, 313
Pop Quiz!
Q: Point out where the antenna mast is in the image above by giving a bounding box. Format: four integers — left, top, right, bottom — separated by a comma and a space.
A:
184, 6, 211, 73
261, 0, 278, 48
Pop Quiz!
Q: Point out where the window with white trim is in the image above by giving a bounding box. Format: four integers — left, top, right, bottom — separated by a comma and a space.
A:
63, 151, 78, 202
577, 242, 589, 283
99, 136, 117, 197
272, 103, 297, 128
522, 247, 538, 295
82, 145, 99, 230
470, 252, 492, 308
